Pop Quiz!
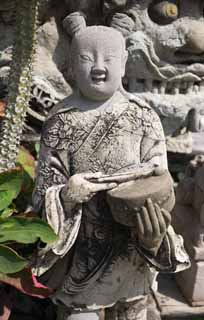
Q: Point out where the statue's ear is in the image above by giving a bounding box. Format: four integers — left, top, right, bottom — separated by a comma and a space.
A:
121, 50, 128, 77
63, 12, 87, 37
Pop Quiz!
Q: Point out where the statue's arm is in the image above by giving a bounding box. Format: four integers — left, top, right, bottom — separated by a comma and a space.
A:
137, 108, 190, 272
32, 114, 83, 273
32, 112, 118, 272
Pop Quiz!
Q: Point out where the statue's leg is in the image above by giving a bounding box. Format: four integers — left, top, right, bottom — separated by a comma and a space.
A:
57, 306, 105, 320
105, 296, 148, 320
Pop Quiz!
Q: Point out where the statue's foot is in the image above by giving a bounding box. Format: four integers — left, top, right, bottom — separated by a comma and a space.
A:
105, 296, 148, 320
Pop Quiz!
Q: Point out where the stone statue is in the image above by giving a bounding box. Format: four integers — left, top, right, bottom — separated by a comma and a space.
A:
3, 1, 204, 142
62, 1, 204, 137
32, 25, 189, 320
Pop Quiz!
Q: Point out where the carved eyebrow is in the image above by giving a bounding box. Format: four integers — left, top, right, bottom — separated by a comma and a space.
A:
104, 54, 120, 61
105, 54, 116, 59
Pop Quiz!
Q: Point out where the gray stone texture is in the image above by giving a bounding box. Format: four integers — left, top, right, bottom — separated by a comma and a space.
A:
0, 0, 72, 128
1, 1, 204, 136
173, 158, 204, 306
62, 0, 204, 135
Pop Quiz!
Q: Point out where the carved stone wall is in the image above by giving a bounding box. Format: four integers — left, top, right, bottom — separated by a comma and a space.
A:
65, 0, 204, 136
1, 0, 204, 137
122, 1, 204, 135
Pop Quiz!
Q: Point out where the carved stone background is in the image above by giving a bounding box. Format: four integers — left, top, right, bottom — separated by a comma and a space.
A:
122, 0, 204, 135
0, 0, 72, 137
1, 0, 204, 137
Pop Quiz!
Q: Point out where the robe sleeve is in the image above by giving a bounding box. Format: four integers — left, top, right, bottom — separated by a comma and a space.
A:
137, 107, 190, 272
140, 107, 168, 171
32, 111, 82, 275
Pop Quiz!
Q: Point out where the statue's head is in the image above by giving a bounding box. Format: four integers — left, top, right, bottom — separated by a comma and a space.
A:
71, 26, 128, 101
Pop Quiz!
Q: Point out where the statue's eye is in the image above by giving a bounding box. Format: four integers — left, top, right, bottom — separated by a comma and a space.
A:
80, 54, 93, 62
148, 0, 179, 25
104, 55, 115, 62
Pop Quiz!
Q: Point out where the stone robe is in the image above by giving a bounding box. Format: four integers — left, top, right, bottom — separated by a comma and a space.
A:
33, 92, 189, 311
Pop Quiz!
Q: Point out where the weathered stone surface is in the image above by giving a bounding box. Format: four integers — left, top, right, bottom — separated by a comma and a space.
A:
173, 159, 204, 306
176, 260, 204, 306
31, 24, 190, 319
34, 18, 71, 99
137, 93, 204, 136
0, 0, 72, 134
155, 274, 204, 317
59, 1, 204, 135
121, 1, 204, 135
2, 0, 204, 136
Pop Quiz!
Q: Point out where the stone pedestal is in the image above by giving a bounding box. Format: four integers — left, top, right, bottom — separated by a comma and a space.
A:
173, 204, 204, 306
176, 259, 204, 306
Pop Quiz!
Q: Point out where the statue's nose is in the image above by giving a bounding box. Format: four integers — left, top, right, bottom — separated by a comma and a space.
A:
182, 21, 204, 55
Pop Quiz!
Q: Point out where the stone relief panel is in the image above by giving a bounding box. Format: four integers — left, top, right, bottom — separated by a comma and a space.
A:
118, 1, 204, 135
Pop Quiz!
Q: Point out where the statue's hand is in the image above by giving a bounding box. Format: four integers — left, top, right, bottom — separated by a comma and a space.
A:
135, 198, 171, 255
110, 13, 134, 37
61, 172, 117, 204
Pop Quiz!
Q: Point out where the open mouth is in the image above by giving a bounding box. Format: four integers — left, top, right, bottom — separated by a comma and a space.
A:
91, 74, 106, 82
91, 70, 107, 83
124, 78, 204, 95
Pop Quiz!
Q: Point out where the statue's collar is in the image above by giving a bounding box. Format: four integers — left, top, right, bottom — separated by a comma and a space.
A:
48, 90, 129, 118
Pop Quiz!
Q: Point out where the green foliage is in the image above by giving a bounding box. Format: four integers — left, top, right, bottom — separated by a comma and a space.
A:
0, 205, 16, 218
0, 0, 54, 315
0, 147, 35, 217
0, 245, 27, 274
35, 142, 41, 158
0, 146, 57, 275
17, 146, 36, 180
0, 0, 39, 172
0, 169, 23, 212
0, 217, 57, 244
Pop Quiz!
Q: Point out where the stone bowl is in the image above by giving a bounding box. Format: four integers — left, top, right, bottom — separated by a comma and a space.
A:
106, 170, 175, 227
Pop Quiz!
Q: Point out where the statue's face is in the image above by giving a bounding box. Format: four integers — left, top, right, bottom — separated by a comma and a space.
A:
73, 30, 127, 101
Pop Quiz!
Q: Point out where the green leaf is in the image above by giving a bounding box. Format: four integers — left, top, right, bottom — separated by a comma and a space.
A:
0, 217, 58, 244
0, 169, 23, 211
17, 146, 36, 180
0, 191, 16, 212
0, 168, 23, 191
35, 142, 40, 157
0, 206, 16, 218
0, 245, 27, 274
